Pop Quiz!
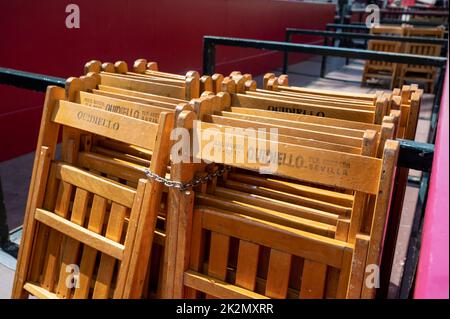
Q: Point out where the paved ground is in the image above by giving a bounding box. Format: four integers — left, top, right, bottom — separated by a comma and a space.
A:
0, 56, 433, 299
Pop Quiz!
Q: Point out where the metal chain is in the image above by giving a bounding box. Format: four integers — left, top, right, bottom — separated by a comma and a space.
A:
144, 165, 232, 191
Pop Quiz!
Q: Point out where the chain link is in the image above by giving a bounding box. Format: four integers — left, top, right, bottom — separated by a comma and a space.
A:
144, 165, 231, 191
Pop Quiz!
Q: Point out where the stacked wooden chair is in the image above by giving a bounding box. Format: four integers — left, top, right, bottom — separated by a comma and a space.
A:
12, 59, 421, 299
362, 40, 402, 90
361, 25, 406, 89
262, 74, 421, 140
363, 25, 445, 92
397, 27, 445, 92
164, 104, 399, 299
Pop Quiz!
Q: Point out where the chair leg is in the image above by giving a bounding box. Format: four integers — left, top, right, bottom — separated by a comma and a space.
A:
362, 66, 369, 87
429, 81, 435, 94
361, 75, 367, 87
389, 67, 396, 90
389, 76, 396, 90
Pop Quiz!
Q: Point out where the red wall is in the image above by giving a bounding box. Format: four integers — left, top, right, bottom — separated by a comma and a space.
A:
0, 0, 335, 162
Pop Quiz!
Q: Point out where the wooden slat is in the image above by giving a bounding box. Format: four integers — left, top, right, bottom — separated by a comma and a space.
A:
55, 187, 90, 298
92, 146, 151, 167
235, 240, 260, 291
207, 115, 364, 147
208, 232, 230, 281
97, 85, 185, 103
23, 282, 60, 299
52, 100, 158, 150
122, 112, 174, 298
40, 180, 73, 291
227, 173, 354, 207
79, 91, 172, 123
222, 179, 351, 216
196, 195, 336, 237
104, 71, 184, 86
92, 203, 127, 298
77, 151, 146, 183
12, 147, 52, 298
195, 125, 382, 194
56, 163, 136, 208
231, 107, 381, 132
231, 94, 375, 123
247, 91, 376, 110
362, 140, 399, 299
336, 248, 353, 299
72, 195, 108, 298
299, 260, 327, 298
35, 209, 124, 260
214, 187, 339, 225
265, 249, 292, 298
28, 164, 60, 283
278, 85, 375, 100
114, 179, 147, 298
92, 89, 178, 110
347, 235, 370, 298
99, 73, 185, 99
222, 111, 367, 138
96, 138, 152, 160
255, 88, 374, 105
184, 271, 268, 299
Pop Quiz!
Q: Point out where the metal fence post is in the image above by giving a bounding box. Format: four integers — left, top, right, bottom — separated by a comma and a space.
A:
320, 35, 329, 78
398, 172, 430, 299
0, 178, 8, 244
282, 31, 291, 74
202, 38, 216, 76
0, 177, 18, 258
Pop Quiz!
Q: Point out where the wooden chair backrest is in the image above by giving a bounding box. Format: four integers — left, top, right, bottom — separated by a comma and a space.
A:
367, 40, 402, 68
403, 43, 442, 71
182, 206, 370, 299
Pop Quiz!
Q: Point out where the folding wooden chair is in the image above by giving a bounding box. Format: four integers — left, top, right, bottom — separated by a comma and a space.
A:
200, 93, 399, 238
397, 43, 442, 93
166, 112, 398, 297
362, 40, 402, 90
12, 81, 173, 299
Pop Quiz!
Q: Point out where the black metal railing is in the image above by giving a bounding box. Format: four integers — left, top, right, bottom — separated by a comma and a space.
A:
326, 23, 449, 37
202, 35, 446, 130
285, 28, 448, 45
0, 67, 65, 92
202, 35, 446, 83
347, 19, 448, 28
283, 28, 448, 79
